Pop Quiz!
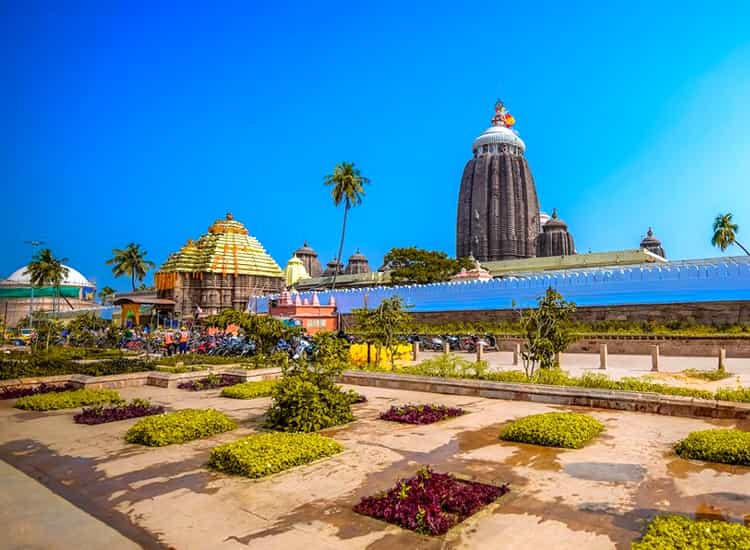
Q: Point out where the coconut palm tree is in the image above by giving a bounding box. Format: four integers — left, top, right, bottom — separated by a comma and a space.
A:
98, 286, 116, 304
25, 249, 68, 350
323, 162, 370, 289
106, 243, 156, 291
712, 213, 750, 255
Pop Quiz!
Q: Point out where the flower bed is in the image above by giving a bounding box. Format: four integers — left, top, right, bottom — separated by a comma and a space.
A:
499, 412, 604, 449
632, 515, 750, 549
220, 380, 277, 399
177, 374, 240, 391
74, 399, 165, 425
379, 404, 464, 425
208, 432, 343, 478
354, 467, 508, 535
14, 388, 122, 411
125, 409, 237, 446
0, 382, 75, 400
673, 429, 750, 466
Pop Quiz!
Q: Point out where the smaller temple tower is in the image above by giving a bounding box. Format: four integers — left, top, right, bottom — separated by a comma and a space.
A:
293, 241, 323, 278
284, 255, 310, 287
536, 209, 576, 257
344, 249, 371, 275
322, 259, 344, 277
640, 227, 666, 258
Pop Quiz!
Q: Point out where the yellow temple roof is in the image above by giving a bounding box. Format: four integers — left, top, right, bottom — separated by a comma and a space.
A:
157, 213, 284, 278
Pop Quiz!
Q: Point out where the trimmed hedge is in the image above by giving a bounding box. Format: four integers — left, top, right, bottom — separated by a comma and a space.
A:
0, 356, 153, 380
632, 515, 750, 549
716, 387, 750, 403
208, 432, 343, 478
673, 429, 750, 466
125, 409, 237, 446
221, 380, 277, 399
499, 412, 603, 449
14, 388, 121, 411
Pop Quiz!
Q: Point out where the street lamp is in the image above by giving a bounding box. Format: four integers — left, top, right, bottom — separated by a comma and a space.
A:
24, 240, 44, 330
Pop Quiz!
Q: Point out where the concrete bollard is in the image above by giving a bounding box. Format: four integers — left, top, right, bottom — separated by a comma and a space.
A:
513, 343, 520, 366
718, 348, 726, 372
599, 343, 608, 370
651, 345, 660, 372
411, 341, 419, 362
443, 341, 450, 354
476, 342, 484, 362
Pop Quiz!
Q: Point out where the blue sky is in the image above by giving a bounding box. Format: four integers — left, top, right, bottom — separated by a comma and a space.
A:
2, 1, 750, 292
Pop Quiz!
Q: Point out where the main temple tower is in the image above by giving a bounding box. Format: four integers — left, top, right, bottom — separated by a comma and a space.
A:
456, 100, 541, 261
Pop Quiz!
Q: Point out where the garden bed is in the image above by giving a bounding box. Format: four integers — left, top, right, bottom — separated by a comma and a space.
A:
499, 412, 603, 449
14, 388, 122, 411
221, 380, 277, 399
125, 409, 237, 446
354, 467, 508, 535
208, 432, 343, 478
673, 429, 750, 466
1, 355, 152, 381
379, 404, 464, 425
177, 374, 240, 391
74, 399, 165, 425
632, 515, 750, 549
0, 382, 74, 400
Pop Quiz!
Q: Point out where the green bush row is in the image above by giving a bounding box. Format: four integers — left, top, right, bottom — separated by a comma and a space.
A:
221, 380, 277, 399
632, 515, 750, 549
674, 429, 750, 466
125, 409, 237, 447
379, 355, 749, 403
499, 412, 603, 449
1, 356, 153, 380
208, 432, 343, 478
15, 388, 122, 411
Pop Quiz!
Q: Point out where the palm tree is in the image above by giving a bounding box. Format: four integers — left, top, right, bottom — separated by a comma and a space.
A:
25, 249, 68, 350
98, 286, 116, 304
712, 213, 750, 255
106, 243, 156, 291
324, 162, 370, 289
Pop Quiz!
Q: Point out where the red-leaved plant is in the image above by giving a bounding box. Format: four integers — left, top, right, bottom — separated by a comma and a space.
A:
354, 466, 508, 535
379, 404, 464, 425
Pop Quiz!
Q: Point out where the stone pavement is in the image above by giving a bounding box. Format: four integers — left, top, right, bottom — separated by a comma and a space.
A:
1, 383, 749, 549
0, 459, 140, 550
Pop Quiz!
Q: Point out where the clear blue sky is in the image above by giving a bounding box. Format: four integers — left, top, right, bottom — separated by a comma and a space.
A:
2, 1, 750, 292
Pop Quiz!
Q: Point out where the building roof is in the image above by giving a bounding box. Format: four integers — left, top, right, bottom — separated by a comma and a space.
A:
157, 213, 283, 278
3, 264, 92, 287
483, 249, 665, 276
113, 293, 176, 306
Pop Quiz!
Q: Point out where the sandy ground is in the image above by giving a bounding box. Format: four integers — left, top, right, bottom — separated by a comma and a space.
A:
1, 382, 749, 550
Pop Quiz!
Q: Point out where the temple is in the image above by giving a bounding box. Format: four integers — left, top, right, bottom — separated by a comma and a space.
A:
154, 213, 284, 319
536, 209, 576, 257
457, 100, 541, 261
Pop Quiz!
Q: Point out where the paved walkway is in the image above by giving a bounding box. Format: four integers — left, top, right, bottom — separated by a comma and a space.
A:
0, 459, 141, 550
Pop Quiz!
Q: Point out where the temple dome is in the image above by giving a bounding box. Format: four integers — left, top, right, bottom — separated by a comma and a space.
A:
344, 249, 371, 275
322, 259, 344, 277
293, 241, 323, 277
5, 264, 91, 287
472, 124, 525, 153
536, 209, 576, 257
284, 255, 310, 287
640, 227, 666, 258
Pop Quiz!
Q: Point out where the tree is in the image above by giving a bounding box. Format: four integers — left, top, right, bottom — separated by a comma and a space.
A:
98, 286, 116, 304
26, 249, 69, 350
106, 243, 156, 291
712, 213, 750, 255
323, 162, 370, 290
383, 247, 475, 285
353, 296, 412, 367
518, 288, 576, 379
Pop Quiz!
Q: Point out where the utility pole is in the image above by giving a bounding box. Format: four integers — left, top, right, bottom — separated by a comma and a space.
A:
24, 240, 44, 330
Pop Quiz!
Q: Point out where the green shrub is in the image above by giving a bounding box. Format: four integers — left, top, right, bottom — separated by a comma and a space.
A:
499, 412, 603, 449
0, 355, 153, 380
715, 386, 750, 403
208, 432, 343, 478
673, 429, 750, 466
125, 409, 237, 446
632, 515, 750, 549
14, 388, 122, 411
221, 380, 277, 399
682, 368, 733, 381
401, 354, 489, 379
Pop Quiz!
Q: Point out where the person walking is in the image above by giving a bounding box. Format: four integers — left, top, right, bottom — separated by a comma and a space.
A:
163, 331, 174, 357
178, 327, 189, 355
